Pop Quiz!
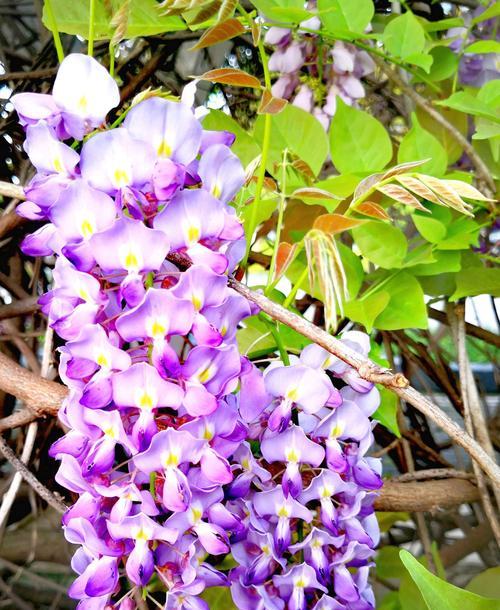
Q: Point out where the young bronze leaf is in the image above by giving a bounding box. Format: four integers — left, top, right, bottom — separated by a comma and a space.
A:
190, 18, 245, 50
158, 0, 201, 15
218, 0, 237, 21
395, 175, 443, 205
441, 179, 496, 202
353, 172, 384, 200
416, 174, 474, 216
356, 201, 390, 220
381, 159, 430, 180
377, 184, 429, 212
313, 213, 365, 234
305, 230, 348, 331
274, 241, 300, 280
197, 68, 261, 88
251, 20, 261, 45
244, 155, 261, 185
186, 0, 220, 23
291, 158, 315, 184
291, 187, 341, 201
258, 89, 288, 114
110, 0, 130, 46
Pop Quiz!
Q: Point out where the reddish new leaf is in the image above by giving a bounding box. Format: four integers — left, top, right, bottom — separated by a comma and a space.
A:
356, 201, 390, 220
377, 184, 429, 212
291, 187, 341, 201
258, 89, 288, 114
313, 213, 365, 234
274, 242, 299, 280
190, 18, 245, 50
197, 68, 261, 88
251, 20, 261, 45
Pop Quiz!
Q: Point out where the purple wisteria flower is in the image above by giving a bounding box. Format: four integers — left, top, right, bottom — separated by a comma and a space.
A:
15, 53, 381, 610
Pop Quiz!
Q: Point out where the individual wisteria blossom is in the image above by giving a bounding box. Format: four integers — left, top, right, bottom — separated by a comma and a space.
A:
16, 53, 382, 609
264, 3, 375, 130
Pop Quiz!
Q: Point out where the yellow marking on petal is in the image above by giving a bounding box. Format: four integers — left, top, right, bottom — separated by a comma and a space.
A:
286, 387, 299, 402
186, 225, 200, 245
241, 458, 250, 470
330, 424, 343, 438
220, 325, 227, 337
190, 506, 203, 523
211, 183, 222, 199
113, 168, 130, 187
138, 391, 154, 410
262, 544, 270, 555
80, 219, 94, 239
198, 365, 215, 384
157, 139, 172, 158
134, 528, 149, 542
320, 485, 332, 498
192, 294, 202, 311
151, 320, 167, 339
104, 427, 116, 439
312, 538, 322, 548
78, 95, 88, 112
96, 353, 110, 368
322, 356, 332, 368
203, 425, 214, 441
124, 251, 139, 271
277, 505, 290, 518
78, 287, 90, 301
53, 157, 64, 173
294, 578, 306, 588
285, 448, 299, 464
163, 452, 180, 467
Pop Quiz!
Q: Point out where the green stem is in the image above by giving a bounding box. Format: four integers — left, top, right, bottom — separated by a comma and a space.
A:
283, 266, 308, 309
109, 42, 116, 78
240, 6, 273, 268
261, 315, 290, 366
88, 0, 96, 56
44, 0, 64, 63
266, 148, 288, 294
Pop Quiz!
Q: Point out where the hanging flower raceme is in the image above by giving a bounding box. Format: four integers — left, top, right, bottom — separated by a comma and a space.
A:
264, 2, 375, 130
16, 53, 381, 610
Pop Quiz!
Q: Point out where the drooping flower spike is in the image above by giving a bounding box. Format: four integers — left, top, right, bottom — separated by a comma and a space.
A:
15, 53, 381, 610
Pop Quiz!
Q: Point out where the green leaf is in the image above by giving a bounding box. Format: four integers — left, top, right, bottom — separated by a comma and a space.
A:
414, 47, 458, 82
338, 242, 364, 300
254, 105, 329, 177
471, 4, 500, 24
383, 11, 425, 59
250, 0, 310, 22
352, 221, 408, 269
451, 267, 500, 300
42, 0, 184, 39
201, 587, 238, 609
400, 550, 500, 610
436, 217, 480, 251
423, 17, 464, 32
411, 250, 461, 277
373, 272, 428, 329
203, 110, 260, 167
467, 568, 500, 600
318, 0, 374, 35
406, 52, 433, 73
344, 290, 390, 332
477, 80, 500, 107
436, 92, 500, 124
376, 546, 407, 580
413, 213, 447, 243
377, 512, 410, 532
329, 99, 393, 174
464, 40, 500, 54
398, 114, 448, 177
374, 388, 401, 436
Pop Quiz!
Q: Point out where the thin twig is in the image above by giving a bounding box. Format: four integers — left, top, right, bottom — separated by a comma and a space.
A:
0, 575, 34, 610
428, 307, 500, 348
0, 436, 67, 514
448, 304, 500, 546
0, 182, 25, 201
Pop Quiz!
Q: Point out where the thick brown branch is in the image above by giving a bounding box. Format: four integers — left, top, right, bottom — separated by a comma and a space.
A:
0, 296, 39, 320
0, 182, 25, 201
0, 352, 67, 418
374, 479, 480, 512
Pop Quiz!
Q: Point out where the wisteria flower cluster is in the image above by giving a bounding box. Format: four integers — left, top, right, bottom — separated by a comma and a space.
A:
14, 53, 382, 610
265, 6, 374, 130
